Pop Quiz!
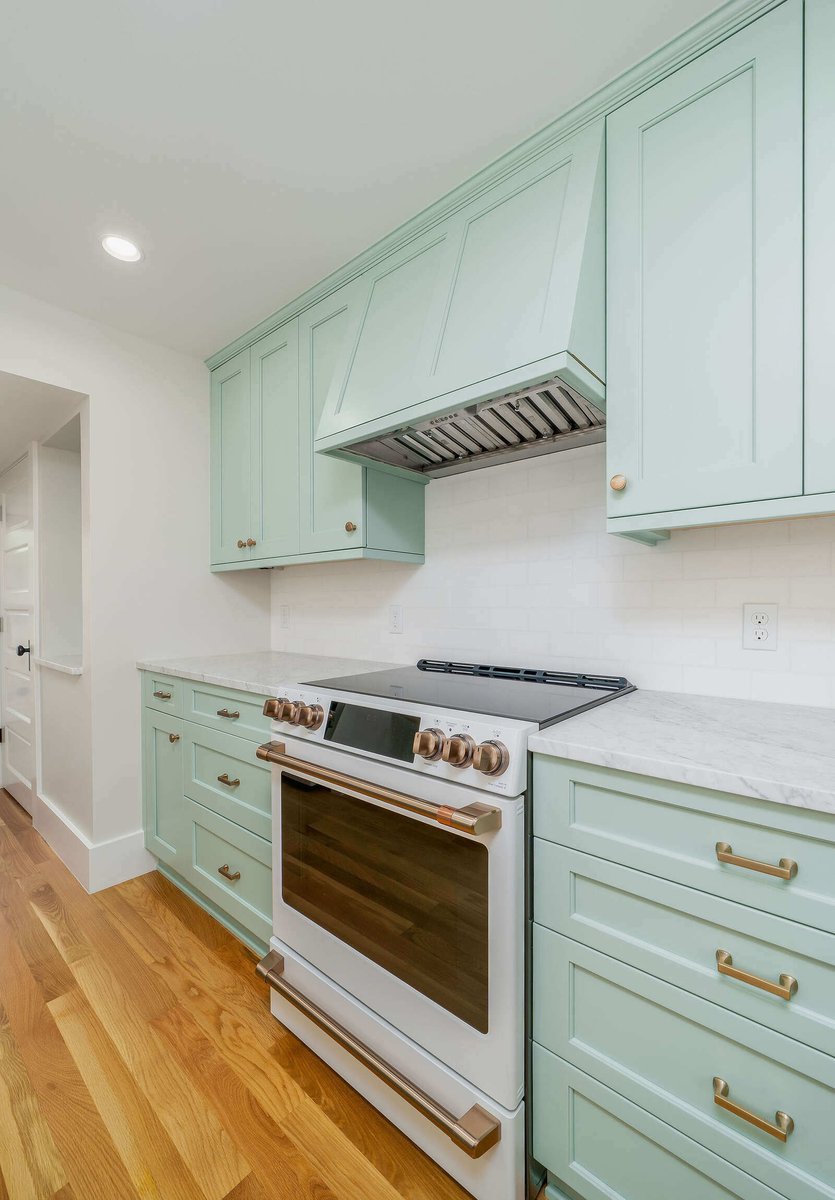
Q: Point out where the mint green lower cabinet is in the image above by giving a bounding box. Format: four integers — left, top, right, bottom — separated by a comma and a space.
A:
182, 723, 271, 841
142, 708, 187, 870
184, 680, 271, 743
533, 1050, 784, 1200
184, 798, 272, 947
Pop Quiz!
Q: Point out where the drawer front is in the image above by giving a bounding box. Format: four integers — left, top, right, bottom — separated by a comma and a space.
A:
535, 841, 835, 1057
533, 756, 835, 935
184, 798, 272, 944
142, 672, 183, 716
184, 681, 270, 742
533, 1049, 783, 1200
182, 724, 271, 841
534, 928, 835, 1200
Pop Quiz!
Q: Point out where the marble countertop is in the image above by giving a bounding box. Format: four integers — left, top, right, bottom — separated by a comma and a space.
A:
529, 690, 835, 816
136, 651, 398, 697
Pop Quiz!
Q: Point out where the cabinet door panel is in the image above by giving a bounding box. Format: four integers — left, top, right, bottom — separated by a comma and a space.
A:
606, 1, 802, 518
298, 286, 366, 552
250, 321, 300, 560
143, 708, 187, 870
210, 350, 251, 565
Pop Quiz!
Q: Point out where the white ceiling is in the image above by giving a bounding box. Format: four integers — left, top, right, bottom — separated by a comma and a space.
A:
0, 0, 723, 359
0, 372, 84, 474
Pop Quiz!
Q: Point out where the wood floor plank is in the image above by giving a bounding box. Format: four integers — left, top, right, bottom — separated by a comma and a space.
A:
220, 1176, 275, 1200
0, 857, 75, 1005
23, 873, 250, 1200
0, 1001, 65, 1200
48, 988, 207, 1200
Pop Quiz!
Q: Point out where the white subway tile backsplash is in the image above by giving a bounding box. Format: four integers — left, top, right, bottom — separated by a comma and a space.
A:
271, 443, 835, 707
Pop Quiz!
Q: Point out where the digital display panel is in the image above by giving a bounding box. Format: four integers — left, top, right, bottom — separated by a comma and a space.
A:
323, 701, 420, 762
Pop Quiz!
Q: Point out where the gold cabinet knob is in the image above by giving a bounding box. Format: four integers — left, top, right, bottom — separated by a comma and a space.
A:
168, 733, 180, 744
237, 539, 246, 549
246, 538, 257, 547
609, 474, 627, 492
345, 521, 357, 533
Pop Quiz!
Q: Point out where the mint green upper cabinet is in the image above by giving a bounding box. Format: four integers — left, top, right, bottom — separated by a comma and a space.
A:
804, 0, 835, 496
210, 349, 252, 565
298, 284, 366, 552
250, 321, 301, 559
316, 121, 605, 452
606, 0, 803, 520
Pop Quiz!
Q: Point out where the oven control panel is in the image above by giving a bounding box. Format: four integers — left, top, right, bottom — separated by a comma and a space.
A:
263, 687, 532, 796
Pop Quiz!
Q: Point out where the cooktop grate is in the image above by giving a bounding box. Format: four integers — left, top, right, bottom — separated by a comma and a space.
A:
417, 659, 631, 692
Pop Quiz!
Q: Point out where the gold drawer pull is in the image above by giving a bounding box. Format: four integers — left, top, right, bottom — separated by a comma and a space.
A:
153, 690, 172, 700
217, 864, 241, 882
168, 733, 181, 744
712, 1077, 794, 1142
217, 708, 240, 720
715, 950, 797, 1001
217, 773, 241, 788
715, 842, 797, 880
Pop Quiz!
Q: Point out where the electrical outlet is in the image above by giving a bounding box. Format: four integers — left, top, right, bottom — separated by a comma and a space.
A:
279, 604, 290, 630
389, 604, 404, 635
742, 603, 777, 651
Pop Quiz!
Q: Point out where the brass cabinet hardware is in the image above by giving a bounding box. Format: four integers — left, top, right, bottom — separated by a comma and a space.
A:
609, 474, 627, 491
256, 950, 501, 1158
217, 864, 241, 882
715, 841, 798, 880
715, 949, 798, 1001
247, 538, 257, 547
256, 741, 501, 836
216, 708, 240, 720
168, 733, 180, 744
153, 690, 172, 700
217, 773, 241, 788
712, 1077, 794, 1142
237, 539, 247, 549
345, 521, 357, 532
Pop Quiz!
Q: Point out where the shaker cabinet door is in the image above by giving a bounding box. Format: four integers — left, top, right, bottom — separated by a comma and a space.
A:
606, 0, 802, 519
143, 707, 187, 870
298, 285, 366, 553
250, 321, 301, 561
210, 349, 252, 565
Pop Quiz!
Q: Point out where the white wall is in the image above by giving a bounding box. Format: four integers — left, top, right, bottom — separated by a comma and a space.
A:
0, 283, 271, 879
271, 442, 835, 708
38, 444, 82, 658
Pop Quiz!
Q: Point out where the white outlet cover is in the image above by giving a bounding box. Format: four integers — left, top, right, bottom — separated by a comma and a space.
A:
742, 603, 778, 651
389, 604, 404, 635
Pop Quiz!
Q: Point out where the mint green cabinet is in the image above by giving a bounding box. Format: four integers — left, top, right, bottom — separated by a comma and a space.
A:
142, 707, 187, 871
315, 120, 605, 455
250, 321, 300, 560
210, 349, 252, 565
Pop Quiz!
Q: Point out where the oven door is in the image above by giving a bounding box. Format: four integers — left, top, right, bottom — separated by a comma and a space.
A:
261, 738, 524, 1110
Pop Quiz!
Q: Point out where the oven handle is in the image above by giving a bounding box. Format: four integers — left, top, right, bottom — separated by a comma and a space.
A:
256, 950, 501, 1158
255, 741, 502, 836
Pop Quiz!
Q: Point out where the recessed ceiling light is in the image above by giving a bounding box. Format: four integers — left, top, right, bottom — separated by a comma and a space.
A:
101, 235, 143, 262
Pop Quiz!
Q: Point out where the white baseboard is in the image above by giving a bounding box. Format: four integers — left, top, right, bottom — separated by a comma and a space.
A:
33, 791, 155, 892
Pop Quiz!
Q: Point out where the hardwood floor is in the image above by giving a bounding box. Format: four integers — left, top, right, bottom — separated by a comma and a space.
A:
0, 788, 472, 1200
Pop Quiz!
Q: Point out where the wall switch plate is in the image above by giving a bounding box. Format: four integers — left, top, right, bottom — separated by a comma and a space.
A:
389, 604, 404, 635
742, 603, 777, 651
279, 604, 291, 630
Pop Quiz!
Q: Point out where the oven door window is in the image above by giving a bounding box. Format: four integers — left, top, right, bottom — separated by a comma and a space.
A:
281, 771, 489, 1032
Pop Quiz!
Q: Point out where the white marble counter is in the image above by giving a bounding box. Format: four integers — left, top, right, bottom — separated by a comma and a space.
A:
136, 651, 398, 698
529, 690, 835, 816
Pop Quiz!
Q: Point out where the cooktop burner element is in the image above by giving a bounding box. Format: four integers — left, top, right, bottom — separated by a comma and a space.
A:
305, 659, 635, 729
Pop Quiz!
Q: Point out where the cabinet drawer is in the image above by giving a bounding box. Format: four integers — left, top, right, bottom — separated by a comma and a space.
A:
184, 799, 272, 945
533, 1049, 783, 1200
533, 756, 835, 935
142, 672, 183, 716
184, 681, 270, 741
534, 928, 835, 1200
182, 724, 271, 841
535, 841, 835, 1058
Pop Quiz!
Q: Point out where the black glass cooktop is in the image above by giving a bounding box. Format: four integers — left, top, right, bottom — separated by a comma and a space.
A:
304, 660, 635, 729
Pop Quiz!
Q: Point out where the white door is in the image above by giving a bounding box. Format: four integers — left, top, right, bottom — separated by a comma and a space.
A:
1, 454, 36, 812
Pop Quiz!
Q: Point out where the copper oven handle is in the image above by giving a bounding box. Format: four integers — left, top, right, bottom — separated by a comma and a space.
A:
255, 741, 501, 836
256, 951, 500, 1158
715, 842, 797, 880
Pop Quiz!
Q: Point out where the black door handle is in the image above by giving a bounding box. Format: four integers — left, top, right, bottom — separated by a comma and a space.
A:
16, 644, 30, 657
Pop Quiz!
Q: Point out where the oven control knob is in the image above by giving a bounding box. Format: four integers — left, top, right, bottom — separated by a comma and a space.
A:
473, 740, 510, 777
412, 728, 446, 761
263, 697, 298, 723
442, 733, 476, 768
295, 703, 324, 731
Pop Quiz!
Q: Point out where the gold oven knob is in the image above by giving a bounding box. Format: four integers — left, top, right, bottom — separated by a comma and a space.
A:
473, 740, 510, 777
442, 734, 476, 768
263, 697, 298, 723
609, 474, 627, 491
295, 704, 325, 730
412, 728, 446, 761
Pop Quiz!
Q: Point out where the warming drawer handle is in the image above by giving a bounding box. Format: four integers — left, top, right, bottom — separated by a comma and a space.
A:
715, 842, 797, 880
255, 741, 502, 836
256, 950, 501, 1158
